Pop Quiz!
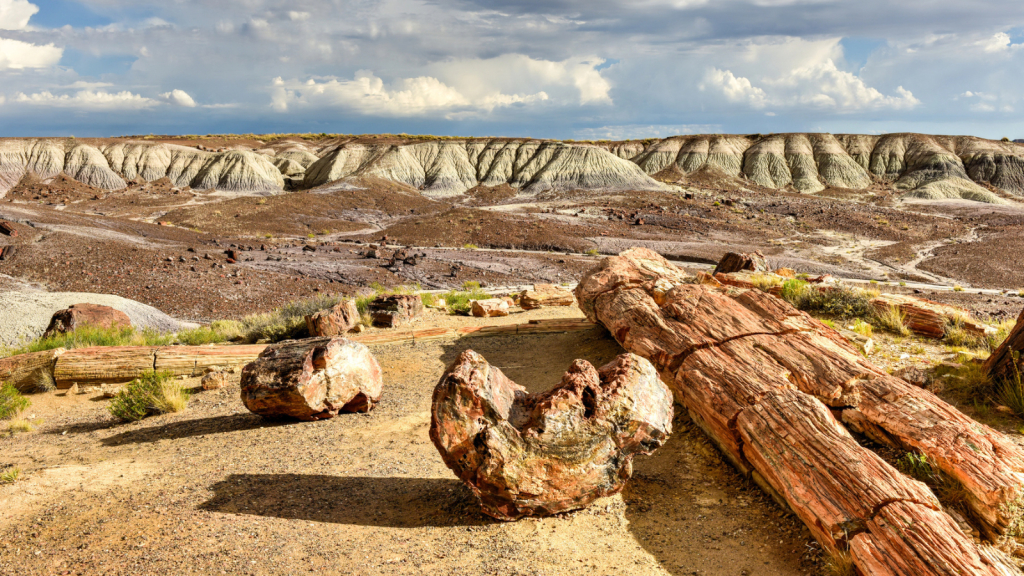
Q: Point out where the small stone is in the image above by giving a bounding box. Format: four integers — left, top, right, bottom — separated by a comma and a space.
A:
201, 371, 228, 391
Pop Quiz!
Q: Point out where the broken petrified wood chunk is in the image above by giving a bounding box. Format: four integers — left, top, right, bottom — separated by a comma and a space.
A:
305, 299, 360, 337
985, 308, 1024, 384
240, 337, 383, 421
0, 221, 17, 237
0, 245, 17, 261
430, 350, 673, 520
42, 303, 131, 339
470, 298, 509, 318
519, 284, 575, 310
712, 250, 768, 275
369, 294, 422, 328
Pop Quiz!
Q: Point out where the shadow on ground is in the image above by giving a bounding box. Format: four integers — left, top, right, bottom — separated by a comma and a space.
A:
200, 474, 490, 528
100, 413, 292, 446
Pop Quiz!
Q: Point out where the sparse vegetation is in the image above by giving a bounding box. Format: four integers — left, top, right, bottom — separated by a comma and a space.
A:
779, 280, 874, 319
586, 248, 600, 256
463, 243, 479, 250
5, 418, 34, 434
942, 315, 988, 350
822, 550, 855, 576
0, 383, 30, 420
851, 319, 873, 338
953, 285, 964, 292
175, 321, 243, 345
0, 466, 21, 484
238, 293, 344, 343
995, 352, 1024, 418
750, 272, 784, 292
2, 324, 174, 358
108, 371, 190, 422
874, 304, 911, 336
897, 452, 969, 508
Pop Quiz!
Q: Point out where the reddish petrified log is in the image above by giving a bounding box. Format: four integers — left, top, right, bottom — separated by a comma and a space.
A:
369, 294, 423, 328
576, 248, 1024, 574
306, 299, 360, 337
42, 303, 131, 339
712, 251, 768, 275
430, 350, 672, 520
986, 308, 1024, 384
240, 337, 383, 420
0, 221, 17, 237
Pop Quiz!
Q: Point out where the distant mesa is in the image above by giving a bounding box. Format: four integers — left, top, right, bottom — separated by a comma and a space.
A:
2, 132, 1023, 204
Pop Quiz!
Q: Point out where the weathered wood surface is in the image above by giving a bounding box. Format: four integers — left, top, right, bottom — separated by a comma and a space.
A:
575, 248, 1024, 573
240, 337, 382, 420
0, 348, 64, 391
154, 345, 269, 377
519, 284, 575, 310
986, 308, 1024, 383
54, 347, 159, 388
870, 292, 994, 340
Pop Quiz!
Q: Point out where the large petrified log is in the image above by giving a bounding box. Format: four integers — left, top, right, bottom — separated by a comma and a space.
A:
430, 350, 672, 520
0, 348, 64, 392
870, 293, 994, 340
54, 346, 159, 388
240, 337, 383, 420
42, 303, 131, 339
986, 308, 1024, 383
576, 248, 1024, 574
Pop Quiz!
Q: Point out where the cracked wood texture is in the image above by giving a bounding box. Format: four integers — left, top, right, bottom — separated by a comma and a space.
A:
576, 248, 1024, 574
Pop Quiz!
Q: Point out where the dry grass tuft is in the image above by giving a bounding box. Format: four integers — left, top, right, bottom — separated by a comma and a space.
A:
0, 383, 30, 420
873, 304, 911, 336
821, 550, 855, 576
5, 418, 34, 434
108, 371, 191, 422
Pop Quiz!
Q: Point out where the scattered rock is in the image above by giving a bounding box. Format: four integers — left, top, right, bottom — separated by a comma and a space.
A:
471, 299, 509, 318
519, 284, 575, 310
430, 350, 672, 520
100, 384, 121, 398
369, 294, 423, 328
42, 303, 132, 339
713, 251, 769, 275
201, 371, 229, 391
305, 299, 360, 337
240, 337, 383, 420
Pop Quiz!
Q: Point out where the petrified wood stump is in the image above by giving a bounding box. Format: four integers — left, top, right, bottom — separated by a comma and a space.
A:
430, 350, 672, 520
369, 294, 423, 328
986, 308, 1024, 384
305, 299, 360, 337
576, 248, 1024, 574
240, 337, 383, 420
712, 250, 768, 275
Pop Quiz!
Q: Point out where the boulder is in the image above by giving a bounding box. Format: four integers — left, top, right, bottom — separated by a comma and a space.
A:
712, 251, 768, 275
369, 294, 423, 328
430, 350, 672, 521
305, 299, 360, 337
42, 303, 131, 339
471, 299, 509, 318
519, 284, 575, 310
240, 337, 383, 420
202, 371, 229, 391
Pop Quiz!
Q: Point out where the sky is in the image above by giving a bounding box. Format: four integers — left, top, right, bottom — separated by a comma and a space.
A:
0, 0, 1023, 139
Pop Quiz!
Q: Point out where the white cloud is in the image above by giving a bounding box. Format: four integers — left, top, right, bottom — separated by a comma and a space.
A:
701, 59, 919, 112
14, 90, 158, 110
427, 54, 612, 106
271, 71, 548, 117
288, 11, 310, 21
160, 89, 196, 107
0, 37, 61, 69
978, 32, 1018, 53
700, 68, 768, 108
575, 123, 722, 139
0, 0, 37, 30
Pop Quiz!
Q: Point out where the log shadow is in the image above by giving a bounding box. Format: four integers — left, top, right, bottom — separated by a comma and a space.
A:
199, 474, 491, 528
100, 413, 291, 446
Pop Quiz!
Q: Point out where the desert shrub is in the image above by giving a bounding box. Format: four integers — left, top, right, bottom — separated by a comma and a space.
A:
851, 319, 873, 338
108, 371, 190, 421
463, 243, 479, 250
943, 316, 988, 350
586, 248, 600, 256
750, 273, 784, 292
239, 293, 342, 343
822, 550, 854, 576
3, 325, 173, 358
873, 304, 911, 336
0, 466, 20, 484
175, 320, 243, 345
779, 280, 874, 319
0, 383, 30, 420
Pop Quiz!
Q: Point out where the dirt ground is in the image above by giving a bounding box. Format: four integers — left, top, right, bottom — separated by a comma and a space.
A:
0, 325, 818, 576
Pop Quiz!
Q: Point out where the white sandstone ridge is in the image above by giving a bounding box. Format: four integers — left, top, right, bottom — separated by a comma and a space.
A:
301, 139, 673, 196
0, 139, 285, 197
604, 133, 1024, 203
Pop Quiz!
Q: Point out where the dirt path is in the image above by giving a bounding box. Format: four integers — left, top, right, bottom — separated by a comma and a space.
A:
0, 329, 817, 575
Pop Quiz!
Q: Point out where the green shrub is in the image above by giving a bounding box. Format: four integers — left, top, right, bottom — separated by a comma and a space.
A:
943, 316, 988, 350
0, 467, 20, 484
2, 325, 174, 358
779, 281, 874, 319
0, 383, 30, 420
108, 371, 190, 422
463, 243, 479, 250
238, 293, 342, 343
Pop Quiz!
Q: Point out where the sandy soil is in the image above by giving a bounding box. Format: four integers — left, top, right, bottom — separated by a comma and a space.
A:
0, 327, 818, 576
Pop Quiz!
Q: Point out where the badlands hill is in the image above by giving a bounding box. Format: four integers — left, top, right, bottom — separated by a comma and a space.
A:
1, 133, 1022, 203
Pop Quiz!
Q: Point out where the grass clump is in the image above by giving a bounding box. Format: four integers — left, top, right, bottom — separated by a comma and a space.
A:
586, 248, 600, 256
942, 316, 988, 350
239, 293, 343, 343
438, 286, 490, 315
3, 325, 174, 358
108, 371, 190, 422
851, 319, 873, 338
995, 352, 1024, 418
750, 272, 783, 292
463, 243, 479, 250
897, 452, 969, 508
0, 467, 20, 485
6, 418, 34, 434
821, 550, 854, 576
0, 383, 30, 420
874, 304, 911, 337
779, 280, 874, 319
175, 320, 243, 345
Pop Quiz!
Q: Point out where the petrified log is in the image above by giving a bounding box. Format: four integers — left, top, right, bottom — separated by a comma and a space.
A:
576, 248, 1024, 573
54, 347, 159, 388
519, 284, 575, 310
430, 350, 672, 520
0, 348, 64, 392
470, 298, 509, 318
305, 299, 360, 337
869, 293, 994, 340
986, 308, 1024, 383
0, 245, 17, 261
154, 345, 267, 377
712, 250, 768, 275
369, 294, 422, 328
0, 221, 17, 237
42, 303, 131, 339
240, 337, 383, 420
